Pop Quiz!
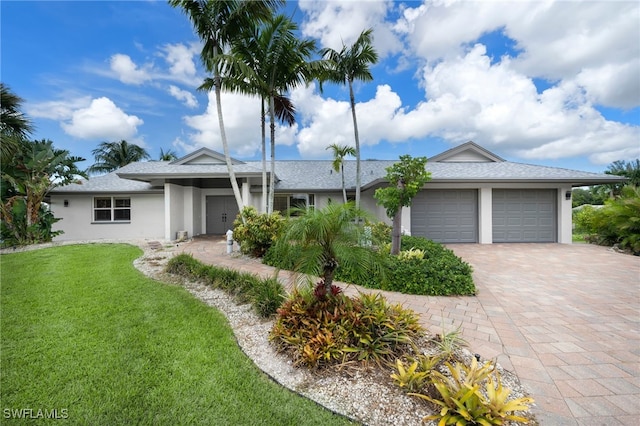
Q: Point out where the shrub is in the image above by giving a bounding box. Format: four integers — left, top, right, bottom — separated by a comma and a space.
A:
409, 358, 534, 425
166, 254, 285, 317
267, 235, 475, 296
270, 287, 423, 368
579, 187, 640, 254
383, 254, 475, 296
573, 205, 599, 234
364, 220, 392, 245
233, 206, 285, 257
390, 354, 442, 393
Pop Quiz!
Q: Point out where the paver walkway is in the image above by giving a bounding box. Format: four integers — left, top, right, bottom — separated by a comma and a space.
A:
181, 237, 640, 425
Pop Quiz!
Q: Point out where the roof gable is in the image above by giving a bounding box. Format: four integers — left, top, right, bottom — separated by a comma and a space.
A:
171, 147, 244, 165
430, 141, 505, 163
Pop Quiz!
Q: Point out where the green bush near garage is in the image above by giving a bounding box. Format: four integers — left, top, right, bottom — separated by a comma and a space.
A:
265, 233, 475, 296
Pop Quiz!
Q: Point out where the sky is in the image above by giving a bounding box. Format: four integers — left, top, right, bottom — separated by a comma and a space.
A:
2, 0, 639, 173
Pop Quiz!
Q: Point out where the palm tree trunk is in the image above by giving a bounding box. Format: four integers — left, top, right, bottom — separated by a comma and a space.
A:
268, 95, 276, 214
341, 163, 347, 203
261, 98, 267, 213
348, 80, 361, 212
213, 52, 245, 219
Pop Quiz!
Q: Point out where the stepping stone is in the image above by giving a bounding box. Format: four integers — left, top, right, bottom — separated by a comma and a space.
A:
148, 241, 163, 250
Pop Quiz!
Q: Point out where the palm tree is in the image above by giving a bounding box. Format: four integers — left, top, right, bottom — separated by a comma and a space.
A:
214, 17, 297, 213
169, 0, 283, 215
271, 202, 381, 293
319, 29, 378, 211
210, 14, 318, 213
326, 143, 356, 203
88, 140, 150, 174
1, 83, 34, 162
158, 148, 178, 161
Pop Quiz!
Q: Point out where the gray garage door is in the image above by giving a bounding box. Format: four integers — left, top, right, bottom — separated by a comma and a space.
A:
492, 189, 556, 242
411, 189, 478, 243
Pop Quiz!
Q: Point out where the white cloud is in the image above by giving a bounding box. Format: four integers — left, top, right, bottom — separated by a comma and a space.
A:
291, 0, 639, 166
109, 54, 151, 85
291, 44, 639, 165
181, 92, 296, 157
61, 97, 143, 141
161, 43, 201, 86
27, 97, 92, 120
168, 85, 198, 108
299, 0, 402, 57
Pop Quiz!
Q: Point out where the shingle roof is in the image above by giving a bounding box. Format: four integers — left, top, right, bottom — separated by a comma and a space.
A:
52, 143, 625, 194
51, 171, 160, 193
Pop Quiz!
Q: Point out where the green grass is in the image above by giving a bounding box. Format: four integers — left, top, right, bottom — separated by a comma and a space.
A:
0, 244, 353, 425
572, 232, 587, 243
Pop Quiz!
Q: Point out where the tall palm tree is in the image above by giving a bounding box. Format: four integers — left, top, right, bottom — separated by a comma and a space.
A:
326, 143, 356, 203
214, 18, 296, 213
210, 14, 318, 213
1, 83, 34, 162
88, 140, 150, 174
270, 202, 381, 293
319, 29, 378, 211
170, 0, 283, 215
158, 148, 178, 161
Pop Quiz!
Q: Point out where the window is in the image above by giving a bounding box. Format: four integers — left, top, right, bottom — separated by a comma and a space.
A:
94, 197, 131, 222
273, 194, 315, 215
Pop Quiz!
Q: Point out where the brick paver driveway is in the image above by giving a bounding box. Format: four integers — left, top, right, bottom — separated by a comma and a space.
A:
447, 244, 639, 425
183, 238, 639, 425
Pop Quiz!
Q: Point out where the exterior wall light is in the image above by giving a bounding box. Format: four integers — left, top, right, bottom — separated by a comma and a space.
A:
565, 191, 572, 200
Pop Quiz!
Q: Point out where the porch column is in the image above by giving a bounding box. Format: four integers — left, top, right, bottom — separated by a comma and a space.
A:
558, 186, 573, 244
478, 187, 493, 244
164, 182, 172, 240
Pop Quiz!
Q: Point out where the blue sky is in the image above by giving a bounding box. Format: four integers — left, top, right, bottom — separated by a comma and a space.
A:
2, 0, 639, 173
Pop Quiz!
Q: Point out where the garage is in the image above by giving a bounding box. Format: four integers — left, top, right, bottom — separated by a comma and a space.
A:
492, 189, 556, 242
411, 189, 478, 243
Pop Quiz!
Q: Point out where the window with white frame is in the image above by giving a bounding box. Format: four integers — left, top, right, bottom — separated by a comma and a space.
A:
273, 194, 315, 214
93, 197, 131, 222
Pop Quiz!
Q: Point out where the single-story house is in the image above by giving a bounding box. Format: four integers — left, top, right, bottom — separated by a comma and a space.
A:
50, 141, 624, 244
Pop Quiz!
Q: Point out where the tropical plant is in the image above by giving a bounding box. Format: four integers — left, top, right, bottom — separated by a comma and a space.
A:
158, 148, 178, 161
213, 14, 319, 213
391, 354, 442, 392
270, 288, 423, 368
170, 0, 283, 216
268, 202, 382, 294
1, 139, 86, 245
374, 155, 431, 254
327, 143, 356, 203
319, 29, 378, 211
1, 83, 33, 162
232, 206, 285, 257
87, 140, 150, 174
410, 358, 534, 425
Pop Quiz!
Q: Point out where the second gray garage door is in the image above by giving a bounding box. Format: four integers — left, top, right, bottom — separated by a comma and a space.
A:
492, 189, 556, 242
411, 189, 478, 243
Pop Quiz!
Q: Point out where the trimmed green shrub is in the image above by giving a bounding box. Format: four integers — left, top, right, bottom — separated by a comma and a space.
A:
270, 286, 423, 368
265, 235, 475, 296
166, 254, 286, 317
233, 206, 285, 257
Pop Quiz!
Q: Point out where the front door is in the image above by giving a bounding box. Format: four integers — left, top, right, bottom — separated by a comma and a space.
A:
206, 196, 238, 234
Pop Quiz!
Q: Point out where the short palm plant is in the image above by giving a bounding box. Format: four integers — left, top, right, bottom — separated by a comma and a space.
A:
270, 202, 382, 294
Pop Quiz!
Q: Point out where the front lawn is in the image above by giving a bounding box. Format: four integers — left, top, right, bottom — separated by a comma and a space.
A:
0, 244, 352, 425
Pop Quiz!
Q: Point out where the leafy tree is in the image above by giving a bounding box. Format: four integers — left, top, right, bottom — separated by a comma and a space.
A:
606, 159, 640, 187
170, 0, 283, 216
158, 148, 178, 161
270, 202, 381, 294
1, 83, 34, 162
88, 140, 150, 174
1, 139, 86, 245
326, 143, 356, 203
320, 29, 378, 211
571, 187, 606, 208
374, 155, 431, 255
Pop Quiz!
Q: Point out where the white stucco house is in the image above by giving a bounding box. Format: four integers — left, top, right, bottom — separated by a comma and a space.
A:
50, 142, 623, 244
